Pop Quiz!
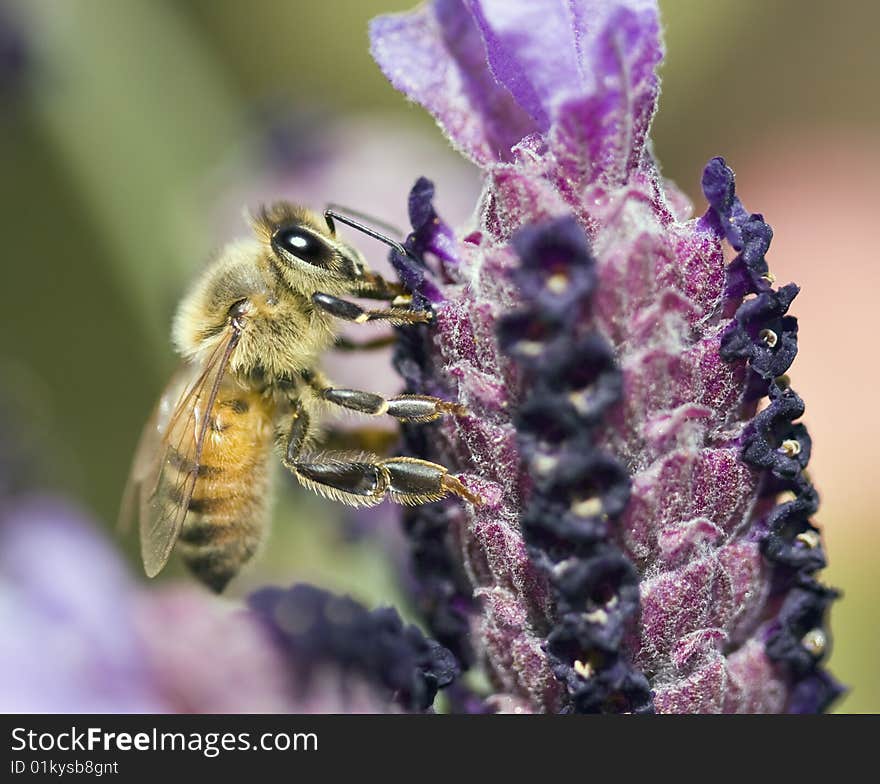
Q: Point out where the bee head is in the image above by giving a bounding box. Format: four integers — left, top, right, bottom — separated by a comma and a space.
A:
251, 202, 365, 292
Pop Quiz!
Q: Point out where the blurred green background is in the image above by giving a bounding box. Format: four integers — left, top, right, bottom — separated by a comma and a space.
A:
0, 0, 876, 712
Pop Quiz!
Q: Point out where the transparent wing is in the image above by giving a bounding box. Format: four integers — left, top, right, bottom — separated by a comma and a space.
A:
123, 325, 241, 577
117, 363, 196, 536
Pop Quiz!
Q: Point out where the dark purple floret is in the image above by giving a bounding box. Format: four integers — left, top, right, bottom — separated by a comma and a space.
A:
529, 444, 630, 517
760, 483, 826, 575
741, 383, 811, 479
509, 220, 598, 316
548, 545, 641, 653
787, 670, 846, 715
406, 176, 458, 267
401, 502, 477, 670
723, 218, 775, 299
704, 157, 843, 713
554, 656, 654, 715
765, 576, 839, 677
248, 583, 459, 712
498, 215, 654, 714
701, 156, 778, 299
720, 286, 800, 384
701, 156, 773, 257
497, 313, 571, 368
389, 177, 454, 309
388, 182, 481, 682
701, 156, 753, 248
507, 336, 623, 433
521, 491, 609, 551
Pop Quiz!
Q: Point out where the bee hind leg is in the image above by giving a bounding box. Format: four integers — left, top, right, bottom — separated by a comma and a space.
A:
381, 457, 483, 506
284, 452, 482, 507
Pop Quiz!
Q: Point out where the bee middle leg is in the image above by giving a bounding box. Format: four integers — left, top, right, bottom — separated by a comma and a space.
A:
301, 369, 465, 423
284, 451, 482, 508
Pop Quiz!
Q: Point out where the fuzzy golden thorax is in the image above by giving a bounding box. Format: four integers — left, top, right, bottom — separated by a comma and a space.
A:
172, 202, 371, 384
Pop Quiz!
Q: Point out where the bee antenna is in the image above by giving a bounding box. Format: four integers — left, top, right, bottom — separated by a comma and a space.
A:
323, 206, 413, 260
325, 204, 403, 239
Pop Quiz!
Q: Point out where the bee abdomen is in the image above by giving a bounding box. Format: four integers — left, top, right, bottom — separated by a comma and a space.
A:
174, 472, 271, 592
177, 518, 228, 546
178, 534, 261, 593
175, 474, 269, 584
171, 386, 274, 592
176, 510, 265, 592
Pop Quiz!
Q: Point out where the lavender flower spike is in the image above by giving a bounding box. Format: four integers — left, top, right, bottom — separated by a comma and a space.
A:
371, 0, 841, 712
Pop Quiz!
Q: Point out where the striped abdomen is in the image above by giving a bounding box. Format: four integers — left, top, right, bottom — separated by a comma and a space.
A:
173, 384, 275, 592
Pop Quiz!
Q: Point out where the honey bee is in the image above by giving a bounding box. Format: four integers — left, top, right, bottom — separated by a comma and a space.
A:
120, 203, 479, 592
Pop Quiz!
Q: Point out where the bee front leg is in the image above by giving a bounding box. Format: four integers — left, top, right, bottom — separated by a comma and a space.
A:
312, 292, 431, 326
286, 452, 482, 507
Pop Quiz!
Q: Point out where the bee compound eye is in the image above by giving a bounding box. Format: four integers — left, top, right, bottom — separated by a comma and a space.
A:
273, 226, 331, 267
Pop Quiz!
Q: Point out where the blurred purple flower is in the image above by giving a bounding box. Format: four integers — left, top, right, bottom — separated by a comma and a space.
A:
0, 496, 163, 712
370, 0, 841, 712
0, 493, 455, 713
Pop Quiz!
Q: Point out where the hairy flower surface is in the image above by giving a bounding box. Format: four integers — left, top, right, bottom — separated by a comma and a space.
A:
371, 0, 841, 712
